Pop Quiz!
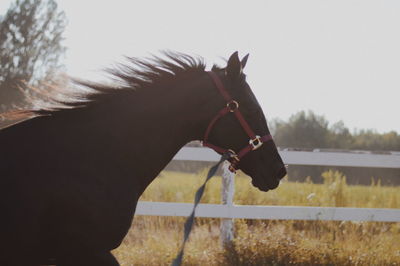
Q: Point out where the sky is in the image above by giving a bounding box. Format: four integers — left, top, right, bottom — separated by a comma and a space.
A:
1, 0, 400, 133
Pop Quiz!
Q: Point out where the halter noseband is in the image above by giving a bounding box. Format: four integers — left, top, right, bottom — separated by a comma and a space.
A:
203, 71, 273, 173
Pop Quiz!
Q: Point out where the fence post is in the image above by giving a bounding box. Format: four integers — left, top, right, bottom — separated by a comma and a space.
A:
220, 161, 235, 247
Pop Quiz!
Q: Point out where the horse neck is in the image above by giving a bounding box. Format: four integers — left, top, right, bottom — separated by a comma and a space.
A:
121, 72, 221, 192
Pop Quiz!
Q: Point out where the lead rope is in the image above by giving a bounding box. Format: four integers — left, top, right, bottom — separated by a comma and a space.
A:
171, 152, 232, 266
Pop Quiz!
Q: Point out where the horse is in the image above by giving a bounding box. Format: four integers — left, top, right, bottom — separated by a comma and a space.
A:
0, 52, 286, 265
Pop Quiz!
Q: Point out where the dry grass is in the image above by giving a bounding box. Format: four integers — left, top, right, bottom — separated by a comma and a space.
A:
113, 170, 400, 265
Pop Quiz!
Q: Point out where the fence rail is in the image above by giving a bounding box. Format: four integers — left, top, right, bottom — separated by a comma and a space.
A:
136, 147, 400, 223
136, 202, 400, 222
173, 147, 400, 168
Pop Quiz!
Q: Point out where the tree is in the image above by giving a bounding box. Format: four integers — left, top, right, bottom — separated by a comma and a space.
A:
0, 0, 66, 111
328, 121, 353, 149
272, 111, 331, 149
271, 110, 400, 185
352, 130, 400, 151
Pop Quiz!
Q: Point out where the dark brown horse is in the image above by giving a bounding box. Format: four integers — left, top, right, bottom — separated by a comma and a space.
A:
0, 52, 286, 265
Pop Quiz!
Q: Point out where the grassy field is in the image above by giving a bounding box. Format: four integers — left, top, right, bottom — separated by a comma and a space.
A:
113, 170, 400, 265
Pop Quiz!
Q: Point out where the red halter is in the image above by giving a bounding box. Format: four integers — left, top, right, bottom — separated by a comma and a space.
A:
203, 71, 273, 172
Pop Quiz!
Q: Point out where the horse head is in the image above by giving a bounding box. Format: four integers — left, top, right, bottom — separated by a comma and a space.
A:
203, 52, 286, 191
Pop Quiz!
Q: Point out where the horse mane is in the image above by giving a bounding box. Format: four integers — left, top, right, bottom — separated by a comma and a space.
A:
30, 52, 207, 116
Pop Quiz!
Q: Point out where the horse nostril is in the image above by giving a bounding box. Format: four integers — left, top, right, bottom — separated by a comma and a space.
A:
277, 166, 287, 180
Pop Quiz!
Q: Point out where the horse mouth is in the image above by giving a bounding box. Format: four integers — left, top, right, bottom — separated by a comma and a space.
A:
252, 178, 279, 192
251, 167, 287, 192
251, 180, 270, 192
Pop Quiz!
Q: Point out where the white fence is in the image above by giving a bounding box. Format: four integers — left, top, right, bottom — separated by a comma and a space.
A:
136, 147, 400, 223
137, 202, 400, 222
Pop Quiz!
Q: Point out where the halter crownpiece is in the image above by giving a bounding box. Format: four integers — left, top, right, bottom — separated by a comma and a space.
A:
203, 71, 274, 172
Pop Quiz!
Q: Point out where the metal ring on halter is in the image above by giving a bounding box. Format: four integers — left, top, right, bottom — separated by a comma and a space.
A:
226, 149, 240, 173
249, 135, 263, 150
228, 164, 237, 173
226, 100, 239, 112
227, 149, 240, 163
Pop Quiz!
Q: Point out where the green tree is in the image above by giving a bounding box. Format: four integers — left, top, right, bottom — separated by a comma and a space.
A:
351, 130, 400, 151
0, 0, 66, 111
329, 121, 353, 149
273, 110, 331, 149
271, 110, 400, 185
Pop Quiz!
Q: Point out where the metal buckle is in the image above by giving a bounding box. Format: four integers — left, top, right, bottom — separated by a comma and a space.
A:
227, 149, 240, 163
226, 100, 239, 112
249, 135, 263, 150
228, 165, 237, 173
227, 149, 240, 173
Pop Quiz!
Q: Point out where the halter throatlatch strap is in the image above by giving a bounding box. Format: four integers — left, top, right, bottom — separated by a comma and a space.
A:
203, 71, 273, 172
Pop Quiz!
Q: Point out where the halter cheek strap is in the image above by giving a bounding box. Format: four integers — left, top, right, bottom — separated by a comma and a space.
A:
202, 71, 273, 172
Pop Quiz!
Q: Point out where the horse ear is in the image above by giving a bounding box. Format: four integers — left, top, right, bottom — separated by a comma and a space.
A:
226, 51, 242, 79
241, 54, 249, 69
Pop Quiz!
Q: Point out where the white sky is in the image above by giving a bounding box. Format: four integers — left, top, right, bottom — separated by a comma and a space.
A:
1, 0, 400, 133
